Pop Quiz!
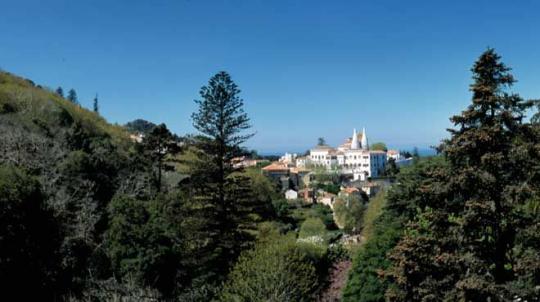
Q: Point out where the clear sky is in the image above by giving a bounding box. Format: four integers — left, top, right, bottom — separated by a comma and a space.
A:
1, 0, 539, 153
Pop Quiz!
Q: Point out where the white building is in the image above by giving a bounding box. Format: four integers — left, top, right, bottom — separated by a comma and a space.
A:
285, 189, 298, 200
386, 150, 401, 161
386, 149, 414, 167
309, 128, 387, 180
280, 152, 297, 165
296, 156, 310, 168
319, 192, 337, 209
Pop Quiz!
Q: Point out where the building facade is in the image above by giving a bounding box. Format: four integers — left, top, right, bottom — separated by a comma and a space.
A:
308, 128, 387, 180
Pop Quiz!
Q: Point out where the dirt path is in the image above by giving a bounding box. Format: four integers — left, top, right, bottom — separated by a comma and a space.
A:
317, 259, 353, 302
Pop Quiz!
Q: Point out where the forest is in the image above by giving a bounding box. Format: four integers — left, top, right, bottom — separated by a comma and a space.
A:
0, 49, 539, 301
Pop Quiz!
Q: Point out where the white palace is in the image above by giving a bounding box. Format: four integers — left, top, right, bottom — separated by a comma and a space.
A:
298, 128, 387, 180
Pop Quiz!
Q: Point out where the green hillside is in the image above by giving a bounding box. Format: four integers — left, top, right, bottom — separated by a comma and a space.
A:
0, 71, 130, 145
0, 71, 144, 299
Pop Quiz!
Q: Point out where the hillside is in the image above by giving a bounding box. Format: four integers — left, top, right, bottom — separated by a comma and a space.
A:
0, 71, 147, 299
0, 71, 130, 146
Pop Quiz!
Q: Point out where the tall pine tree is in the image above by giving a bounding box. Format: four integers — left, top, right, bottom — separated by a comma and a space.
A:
189, 71, 255, 279
56, 86, 64, 97
67, 89, 78, 104
139, 123, 180, 194
386, 49, 540, 301
93, 94, 99, 113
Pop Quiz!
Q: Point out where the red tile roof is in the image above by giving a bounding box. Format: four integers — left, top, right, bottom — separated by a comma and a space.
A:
262, 162, 289, 172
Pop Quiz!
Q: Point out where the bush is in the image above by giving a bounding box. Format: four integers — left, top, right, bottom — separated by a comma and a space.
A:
0, 164, 63, 299
342, 212, 403, 302
333, 195, 366, 234
310, 203, 336, 230
104, 194, 187, 296
272, 198, 290, 218
299, 217, 328, 240
221, 234, 318, 302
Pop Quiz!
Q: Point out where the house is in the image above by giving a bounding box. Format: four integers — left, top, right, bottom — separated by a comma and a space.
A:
285, 189, 298, 200
279, 152, 297, 165
319, 192, 337, 208
289, 167, 312, 189
386, 150, 414, 168
232, 156, 261, 168
262, 162, 290, 181
298, 188, 315, 203
387, 149, 401, 161
129, 133, 144, 143
262, 162, 291, 191
361, 182, 381, 197
296, 156, 310, 168
338, 187, 361, 197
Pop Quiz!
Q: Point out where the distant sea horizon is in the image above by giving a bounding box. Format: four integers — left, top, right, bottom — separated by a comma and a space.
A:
257, 146, 438, 157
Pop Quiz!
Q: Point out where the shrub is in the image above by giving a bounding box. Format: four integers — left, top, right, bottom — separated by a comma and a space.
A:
342, 212, 403, 302
333, 195, 366, 234
310, 203, 337, 229
104, 194, 187, 296
221, 234, 318, 302
0, 164, 62, 299
299, 217, 328, 241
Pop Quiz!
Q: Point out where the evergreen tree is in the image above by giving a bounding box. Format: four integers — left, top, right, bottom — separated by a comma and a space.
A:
317, 137, 326, 146
386, 49, 540, 301
384, 157, 399, 177
139, 123, 180, 193
0, 164, 63, 299
67, 89, 78, 104
125, 119, 158, 134
56, 86, 64, 97
93, 94, 99, 113
190, 71, 255, 278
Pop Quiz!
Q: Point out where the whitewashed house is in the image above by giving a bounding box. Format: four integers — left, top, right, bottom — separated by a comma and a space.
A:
285, 189, 298, 200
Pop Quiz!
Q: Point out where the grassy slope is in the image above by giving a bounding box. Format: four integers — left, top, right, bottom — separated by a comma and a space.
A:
0, 71, 130, 146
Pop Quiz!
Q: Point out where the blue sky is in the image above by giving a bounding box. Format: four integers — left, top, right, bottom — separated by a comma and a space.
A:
1, 0, 539, 153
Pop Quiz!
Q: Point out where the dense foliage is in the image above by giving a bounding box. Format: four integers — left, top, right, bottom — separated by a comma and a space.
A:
0, 71, 282, 301
221, 233, 319, 302
125, 118, 158, 134
0, 165, 62, 300
385, 49, 540, 301
345, 49, 540, 302
343, 157, 447, 301
333, 194, 366, 234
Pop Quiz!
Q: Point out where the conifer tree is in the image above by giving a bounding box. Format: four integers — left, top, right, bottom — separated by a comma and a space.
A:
386, 49, 540, 301
67, 89, 78, 104
56, 86, 64, 97
139, 123, 180, 193
93, 94, 99, 113
190, 71, 255, 277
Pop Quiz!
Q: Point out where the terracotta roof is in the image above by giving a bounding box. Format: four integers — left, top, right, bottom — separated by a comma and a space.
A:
290, 167, 311, 174
341, 187, 360, 194
262, 162, 289, 171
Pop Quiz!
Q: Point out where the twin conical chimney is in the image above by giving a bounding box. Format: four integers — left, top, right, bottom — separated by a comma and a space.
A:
361, 127, 368, 150
351, 128, 360, 149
